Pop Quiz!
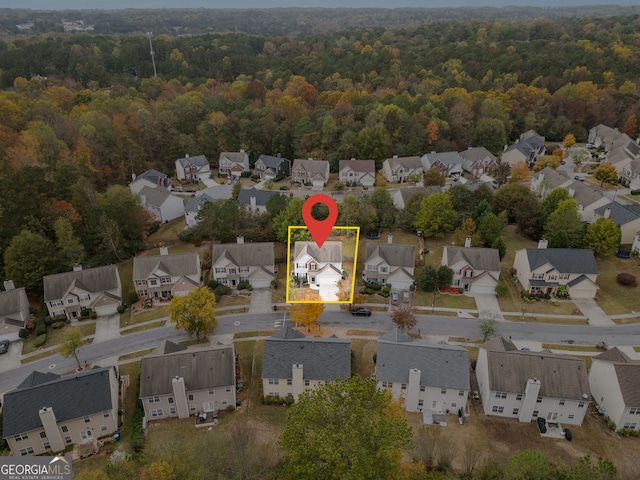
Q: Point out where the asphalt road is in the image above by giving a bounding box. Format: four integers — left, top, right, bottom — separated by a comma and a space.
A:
2, 311, 640, 396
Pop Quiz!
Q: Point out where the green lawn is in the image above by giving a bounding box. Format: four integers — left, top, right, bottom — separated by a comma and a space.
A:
541, 343, 600, 352
234, 330, 277, 339
121, 306, 168, 328
121, 320, 166, 335
22, 322, 96, 355
594, 254, 640, 315
146, 216, 186, 243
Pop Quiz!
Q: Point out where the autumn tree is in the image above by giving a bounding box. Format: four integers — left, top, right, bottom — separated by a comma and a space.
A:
532, 155, 561, 172
59, 328, 84, 370
290, 301, 325, 331
139, 461, 175, 480
279, 376, 412, 480
425, 120, 439, 146
453, 218, 482, 247
593, 163, 618, 187
583, 217, 620, 256
167, 286, 217, 340
622, 114, 637, 139
390, 302, 416, 332
423, 168, 445, 187
414, 193, 457, 238
508, 160, 530, 184
562, 133, 576, 148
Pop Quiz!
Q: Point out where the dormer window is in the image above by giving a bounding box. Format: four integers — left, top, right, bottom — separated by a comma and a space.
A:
532, 273, 544, 279
149, 279, 158, 286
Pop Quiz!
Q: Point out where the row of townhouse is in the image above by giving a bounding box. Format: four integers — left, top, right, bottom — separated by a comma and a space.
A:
589, 124, 640, 190
6, 328, 638, 456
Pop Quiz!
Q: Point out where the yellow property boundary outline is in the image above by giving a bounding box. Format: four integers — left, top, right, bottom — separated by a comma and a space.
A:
286, 225, 360, 304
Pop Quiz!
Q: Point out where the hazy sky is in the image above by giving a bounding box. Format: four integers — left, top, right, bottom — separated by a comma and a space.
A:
5, 0, 639, 9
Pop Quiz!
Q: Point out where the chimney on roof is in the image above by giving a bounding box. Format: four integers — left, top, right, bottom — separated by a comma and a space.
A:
132, 172, 136, 181
250, 196, 257, 210
393, 155, 398, 159
538, 239, 548, 249
351, 158, 355, 161
237, 236, 244, 245
308, 157, 313, 161
503, 144, 508, 152
240, 149, 245, 153
3, 279, 15, 291
159, 246, 169, 256
73, 264, 82, 272
185, 153, 189, 158
604, 207, 611, 218
568, 187, 575, 198
465, 236, 472, 248
387, 234, 393, 245
277, 152, 281, 157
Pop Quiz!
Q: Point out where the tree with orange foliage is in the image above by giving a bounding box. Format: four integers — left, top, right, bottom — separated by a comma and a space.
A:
291, 301, 325, 331
622, 114, 637, 139
508, 160, 530, 183
425, 120, 439, 146
562, 133, 576, 148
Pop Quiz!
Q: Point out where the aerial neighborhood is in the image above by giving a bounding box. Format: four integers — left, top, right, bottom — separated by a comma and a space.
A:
2, 8, 640, 476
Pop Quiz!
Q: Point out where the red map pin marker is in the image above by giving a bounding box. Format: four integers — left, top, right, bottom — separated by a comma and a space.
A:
302, 194, 339, 249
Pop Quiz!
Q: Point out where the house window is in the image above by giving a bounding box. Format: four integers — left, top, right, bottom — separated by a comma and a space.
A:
578, 402, 585, 408
533, 410, 539, 417
382, 382, 392, 389
67, 298, 74, 304
64, 436, 72, 444
268, 392, 280, 398
401, 384, 407, 390
78, 294, 90, 302
309, 264, 317, 271
629, 407, 640, 414
287, 379, 292, 385
103, 411, 110, 418
83, 416, 91, 423
170, 407, 176, 415
532, 273, 544, 279
43, 442, 50, 450
268, 379, 279, 385
513, 408, 519, 415
495, 392, 507, 399
559, 399, 566, 406
214, 268, 226, 274
459, 390, 465, 396
217, 278, 228, 284
161, 277, 171, 284
548, 275, 557, 281
148, 396, 160, 403
50, 299, 63, 307
380, 267, 388, 274
203, 402, 215, 412
40, 432, 47, 439
225, 386, 231, 393
305, 380, 310, 386
420, 386, 426, 392
149, 279, 158, 286
492, 406, 504, 413
61, 426, 68, 433
189, 404, 196, 412
464, 270, 473, 278
452, 403, 457, 408
516, 394, 523, 401
418, 400, 424, 407
623, 422, 638, 429
188, 394, 194, 401
20, 447, 35, 456
168, 397, 174, 404
568, 415, 575, 419
365, 264, 377, 271
209, 388, 215, 395
101, 426, 108, 431
441, 388, 447, 394
221, 400, 228, 405
240, 267, 249, 272
228, 268, 237, 274
151, 409, 163, 417
537, 396, 542, 403
53, 310, 65, 317
559, 273, 570, 280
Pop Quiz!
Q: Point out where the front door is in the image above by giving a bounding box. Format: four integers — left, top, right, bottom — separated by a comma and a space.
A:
231, 279, 237, 287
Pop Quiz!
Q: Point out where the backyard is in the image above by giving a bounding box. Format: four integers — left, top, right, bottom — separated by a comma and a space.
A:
593, 254, 640, 315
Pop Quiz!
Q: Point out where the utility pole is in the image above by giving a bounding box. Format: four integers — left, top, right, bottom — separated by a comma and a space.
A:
147, 32, 157, 77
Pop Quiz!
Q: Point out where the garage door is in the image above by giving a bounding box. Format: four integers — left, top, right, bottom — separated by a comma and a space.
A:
470, 284, 496, 295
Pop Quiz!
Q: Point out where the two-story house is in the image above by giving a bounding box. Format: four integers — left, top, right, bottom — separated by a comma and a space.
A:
589, 347, 640, 432
476, 337, 590, 426
254, 154, 291, 180
375, 329, 470, 416
140, 342, 236, 421
0, 280, 29, 339
513, 240, 599, 299
212, 239, 275, 288
530, 167, 572, 198
593, 202, 640, 244
338, 159, 376, 187
459, 147, 498, 178
129, 168, 172, 195
392, 186, 441, 210
565, 181, 609, 223
589, 125, 640, 179
184, 193, 215, 228
501, 130, 546, 167
621, 159, 640, 190
363, 241, 415, 291
442, 241, 501, 294
381, 155, 423, 183
3, 366, 119, 456
218, 150, 250, 177
421, 151, 465, 178
292, 158, 330, 187
261, 325, 351, 402
139, 185, 185, 224
237, 188, 283, 213
43, 265, 121, 320
292, 241, 342, 297
175, 154, 211, 181
133, 250, 201, 301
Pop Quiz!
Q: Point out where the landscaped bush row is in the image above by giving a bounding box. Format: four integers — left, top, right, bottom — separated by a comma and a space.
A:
34, 333, 47, 347
520, 291, 551, 301
131, 373, 144, 453
262, 395, 294, 406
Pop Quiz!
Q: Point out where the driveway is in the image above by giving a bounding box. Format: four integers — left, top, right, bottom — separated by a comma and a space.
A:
249, 288, 273, 315
93, 314, 121, 342
473, 294, 504, 321
572, 299, 615, 326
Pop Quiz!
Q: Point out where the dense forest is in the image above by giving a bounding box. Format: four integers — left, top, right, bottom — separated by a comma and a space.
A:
1, 12, 640, 282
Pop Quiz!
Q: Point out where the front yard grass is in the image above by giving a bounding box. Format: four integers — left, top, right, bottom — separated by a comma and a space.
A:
121, 306, 168, 328
594, 254, 640, 315
413, 289, 477, 310
217, 295, 251, 308
541, 343, 601, 352
234, 330, 277, 339
22, 322, 96, 355
121, 320, 166, 335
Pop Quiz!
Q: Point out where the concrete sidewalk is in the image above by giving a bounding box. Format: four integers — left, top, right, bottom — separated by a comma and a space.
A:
572, 299, 616, 327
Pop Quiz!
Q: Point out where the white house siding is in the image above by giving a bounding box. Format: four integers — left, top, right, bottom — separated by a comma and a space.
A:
475, 348, 491, 413
261, 378, 324, 401
159, 196, 185, 223
143, 387, 236, 421
567, 281, 598, 299
589, 361, 629, 430
380, 381, 468, 414
386, 270, 414, 291
468, 275, 498, 295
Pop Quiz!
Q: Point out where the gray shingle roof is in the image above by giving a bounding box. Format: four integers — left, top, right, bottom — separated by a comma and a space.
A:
16, 371, 61, 389
185, 193, 215, 214
3, 367, 116, 437
0, 287, 28, 320
212, 242, 275, 268
594, 347, 633, 363
177, 154, 209, 168
524, 248, 598, 274
365, 244, 415, 268
218, 152, 246, 165
339, 159, 376, 174
486, 350, 590, 400
386, 156, 422, 170
140, 346, 235, 397
425, 151, 464, 166
261, 329, 351, 381
594, 202, 640, 226
293, 241, 342, 263
132, 252, 200, 279
480, 336, 518, 352
133, 169, 170, 187
533, 167, 571, 189
376, 337, 470, 390
237, 188, 282, 207
614, 364, 640, 407
459, 147, 496, 163
568, 181, 605, 207
140, 185, 174, 207
398, 186, 441, 203
256, 154, 289, 169
292, 159, 330, 176
444, 247, 501, 272
43, 265, 120, 302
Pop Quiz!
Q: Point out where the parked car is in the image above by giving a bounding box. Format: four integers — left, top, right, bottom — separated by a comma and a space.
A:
574, 175, 584, 181
351, 307, 372, 317
0, 339, 9, 354
585, 143, 596, 149
402, 290, 410, 302
390, 292, 399, 305
537, 417, 547, 434
564, 428, 572, 441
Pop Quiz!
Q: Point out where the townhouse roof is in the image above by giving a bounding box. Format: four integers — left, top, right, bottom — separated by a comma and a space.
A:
3, 366, 115, 437
593, 347, 640, 407
132, 168, 170, 186
0, 287, 28, 320
480, 336, 518, 352
212, 242, 275, 268
533, 167, 571, 189
293, 241, 342, 263
396, 186, 441, 204
339, 159, 376, 174
567, 180, 606, 207
522, 248, 598, 275
292, 159, 330, 176
459, 147, 497, 164
443, 246, 501, 272
195, 185, 233, 201
424, 151, 465, 166
256, 154, 289, 169
139, 185, 176, 208
376, 336, 470, 391
594, 202, 640, 226
44, 265, 120, 302
176, 154, 209, 168
262, 326, 351, 382
133, 252, 200, 279
486, 350, 590, 400
365, 244, 415, 268
379, 328, 414, 344
594, 347, 633, 364
140, 346, 235, 397
219, 151, 247, 165
185, 193, 216, 214
385, 156, 422, 170
237, 188, 282, 207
